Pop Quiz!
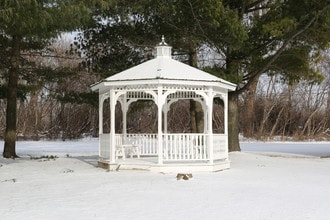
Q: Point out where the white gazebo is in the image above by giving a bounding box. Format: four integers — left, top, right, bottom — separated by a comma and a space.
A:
91, 37, 236, 173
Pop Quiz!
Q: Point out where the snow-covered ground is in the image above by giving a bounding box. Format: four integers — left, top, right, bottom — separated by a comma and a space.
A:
1, 139, 330, 220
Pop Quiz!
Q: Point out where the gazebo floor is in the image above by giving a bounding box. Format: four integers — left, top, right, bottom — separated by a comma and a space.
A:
98, 156, 230, 173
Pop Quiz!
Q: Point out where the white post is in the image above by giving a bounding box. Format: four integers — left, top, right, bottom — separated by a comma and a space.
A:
110, 89, 116, 163
223, 93, 229, 160
157, 86, 164, 164
98, 94, 104, 159
207, 89, 214, 164
223, 94, 228, 135
122, 93, 128, 136
163, 100, 168, 134
202, 101, 207, 133
99, 94, 104, 135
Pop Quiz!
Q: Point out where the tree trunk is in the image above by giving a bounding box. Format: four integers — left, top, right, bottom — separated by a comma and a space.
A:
327, 84, 330, 130
3, 35, 21, 158
189, 100, 204, 133
241, 77, 258, 138
257, 101, 275, 140
228, 92, 241, 151
269, 106, 284, 139
190, 99, 197, 133
188, 42, 204, 133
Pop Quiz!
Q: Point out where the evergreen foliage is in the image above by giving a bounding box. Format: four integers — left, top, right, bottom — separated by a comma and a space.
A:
78, 0, 330, 88
0, 0, 110, 158
77, 0, 330, 151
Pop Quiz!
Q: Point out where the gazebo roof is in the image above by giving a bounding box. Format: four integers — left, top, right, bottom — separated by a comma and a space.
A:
91, 37, 236, 91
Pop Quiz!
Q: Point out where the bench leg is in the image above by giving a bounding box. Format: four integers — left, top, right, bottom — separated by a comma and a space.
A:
128, 146, 140, 159
116, 146, 126, 160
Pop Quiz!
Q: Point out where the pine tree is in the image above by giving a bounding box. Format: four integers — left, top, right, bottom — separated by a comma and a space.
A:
0, 0, 109, 158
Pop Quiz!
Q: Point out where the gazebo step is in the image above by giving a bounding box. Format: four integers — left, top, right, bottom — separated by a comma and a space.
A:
98, 159, 230, 173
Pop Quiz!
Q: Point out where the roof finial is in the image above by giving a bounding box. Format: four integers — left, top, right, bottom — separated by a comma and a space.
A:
159, 35, 168, 46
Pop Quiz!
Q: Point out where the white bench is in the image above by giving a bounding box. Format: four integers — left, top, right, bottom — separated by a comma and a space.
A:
116, 142, 141, 160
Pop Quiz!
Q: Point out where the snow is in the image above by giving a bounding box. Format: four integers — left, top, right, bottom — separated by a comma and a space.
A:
1, 139, 330, 220
241, 141, 330, 157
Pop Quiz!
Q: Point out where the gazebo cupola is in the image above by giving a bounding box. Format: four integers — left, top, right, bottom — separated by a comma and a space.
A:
91, 37, 236, 173
156, 35, 172, 57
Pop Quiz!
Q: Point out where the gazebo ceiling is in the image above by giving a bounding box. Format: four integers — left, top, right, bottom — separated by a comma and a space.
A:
91, 37, 236, 93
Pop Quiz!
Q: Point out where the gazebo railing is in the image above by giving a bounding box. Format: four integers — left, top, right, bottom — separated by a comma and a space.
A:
99, 133, 110, 161
117, 133, 209, 160
163, 134, 208, 161
117, 133, 158, 156
99, 133, 228, 162
213, 134, 228, 160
